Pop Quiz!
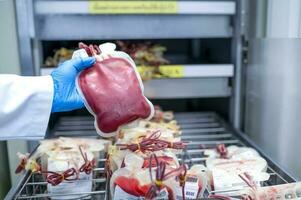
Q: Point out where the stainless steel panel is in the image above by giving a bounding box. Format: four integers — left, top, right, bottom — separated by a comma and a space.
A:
143, 78, 231, 99
40, 68, 232, 98
35, 15, 233, 40
15, 0, 35, 75
230, 0, 250, 130
245, 39, 301, 180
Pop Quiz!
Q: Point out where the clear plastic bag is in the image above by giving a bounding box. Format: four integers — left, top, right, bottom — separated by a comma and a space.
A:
204, 145, 260, 160
110, 153, 179, 200
171, 165, 209, 200
74, 42, 154, 137
241, 182, 301, 200
15, 137, 110, 200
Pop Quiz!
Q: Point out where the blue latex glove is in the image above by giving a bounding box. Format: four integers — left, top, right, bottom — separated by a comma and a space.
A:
51, 57, 96, 112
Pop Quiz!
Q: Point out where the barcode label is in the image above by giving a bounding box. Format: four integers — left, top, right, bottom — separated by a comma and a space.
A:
175, 175, 199, 199
175, 187, 198, 200
176, 175, 198, 183
186, 176, 198, 183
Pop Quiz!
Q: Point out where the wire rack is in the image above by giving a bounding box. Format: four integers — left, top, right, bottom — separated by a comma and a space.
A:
6, 112, 296, 200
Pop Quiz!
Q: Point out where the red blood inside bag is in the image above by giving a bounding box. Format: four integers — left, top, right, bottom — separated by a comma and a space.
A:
114, 176, 174, 199
76, 43, 154, 137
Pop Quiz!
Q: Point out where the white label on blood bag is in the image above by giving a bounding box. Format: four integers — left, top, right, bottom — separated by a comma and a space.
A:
175, 175, 199, 200
47, 173, 92, 200
212, 169, 265, 193
114, 185, 143, 200
113, 186, 168, 200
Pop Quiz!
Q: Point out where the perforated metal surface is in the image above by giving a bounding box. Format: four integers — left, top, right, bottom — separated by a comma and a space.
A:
6, 112, 295, 199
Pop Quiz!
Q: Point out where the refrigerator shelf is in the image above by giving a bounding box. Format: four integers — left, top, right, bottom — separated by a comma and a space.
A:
6, 112, 295, 199
32, 1, 235, 40
41, 64, 233, 99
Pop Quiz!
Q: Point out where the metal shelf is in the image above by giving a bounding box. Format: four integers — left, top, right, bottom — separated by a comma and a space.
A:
6, 112, 295, 199
35, 1, 236, 15
144, 78, 231, 98
41, 64, 234, 78
33, 1, 235, 40
41, 64, 232, 99
35, 15, 233, 40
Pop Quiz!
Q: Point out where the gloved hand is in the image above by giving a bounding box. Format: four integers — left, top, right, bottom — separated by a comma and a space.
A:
51, 57, 96, 112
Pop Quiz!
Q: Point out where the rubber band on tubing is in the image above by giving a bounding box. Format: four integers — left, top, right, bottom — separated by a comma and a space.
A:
155, 179, 163, 187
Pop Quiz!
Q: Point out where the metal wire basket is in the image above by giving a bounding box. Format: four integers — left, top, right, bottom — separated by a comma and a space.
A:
6, 112, 295, 200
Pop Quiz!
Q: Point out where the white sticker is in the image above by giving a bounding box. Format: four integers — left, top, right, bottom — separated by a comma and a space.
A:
48, 173, 92, 200
175, 175, 199, 200
113, 186, 169, 200
114, 185, 143, 200
212, 169, 265, 193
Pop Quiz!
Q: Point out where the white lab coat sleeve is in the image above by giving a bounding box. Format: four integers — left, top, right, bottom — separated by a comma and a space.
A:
0, 75, 53, 140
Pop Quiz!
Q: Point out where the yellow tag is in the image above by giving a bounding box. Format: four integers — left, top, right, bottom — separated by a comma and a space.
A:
137, 66, 154, 80
89, 1, 178, 14
27, 160, 40, 172
137, 66, 153, 74
159, 65, 184, 78
137, 65, 184, 78
108, 145, 117, 155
